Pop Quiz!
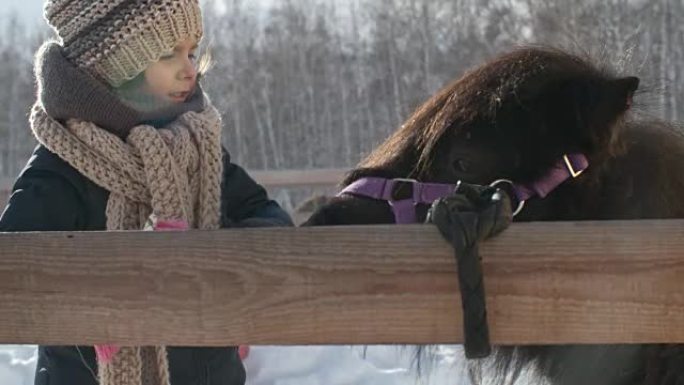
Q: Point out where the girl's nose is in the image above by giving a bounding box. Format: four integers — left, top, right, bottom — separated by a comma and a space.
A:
179, 58, 197, 81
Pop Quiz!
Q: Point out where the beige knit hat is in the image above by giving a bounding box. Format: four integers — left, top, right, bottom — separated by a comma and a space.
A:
44, 0, 203, 87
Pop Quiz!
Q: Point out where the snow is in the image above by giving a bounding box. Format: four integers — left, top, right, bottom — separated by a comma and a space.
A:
0, 345, 469, 385
245, 345, 469, 385
0, 346, 37, 385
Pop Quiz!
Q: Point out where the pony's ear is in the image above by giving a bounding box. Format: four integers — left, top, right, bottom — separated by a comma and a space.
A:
609, 76, 639, 110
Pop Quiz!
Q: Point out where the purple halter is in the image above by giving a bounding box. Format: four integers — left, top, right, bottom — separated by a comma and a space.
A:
337, 153, 589, 224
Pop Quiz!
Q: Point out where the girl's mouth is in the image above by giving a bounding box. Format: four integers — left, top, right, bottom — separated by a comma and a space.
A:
169, 91, 190, 102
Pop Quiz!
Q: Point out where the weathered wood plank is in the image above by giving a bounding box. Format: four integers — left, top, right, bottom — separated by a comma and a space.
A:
1, 220, 683, 346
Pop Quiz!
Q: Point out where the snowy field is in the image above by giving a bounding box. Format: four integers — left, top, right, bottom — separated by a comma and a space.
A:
0, 345, 470, 385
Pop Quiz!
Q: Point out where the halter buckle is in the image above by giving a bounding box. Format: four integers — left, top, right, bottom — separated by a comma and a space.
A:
563, 154, 584, 178
390, 178, 418, 201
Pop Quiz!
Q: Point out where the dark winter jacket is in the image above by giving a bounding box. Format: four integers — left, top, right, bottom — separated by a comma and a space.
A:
0, 145, 293, 385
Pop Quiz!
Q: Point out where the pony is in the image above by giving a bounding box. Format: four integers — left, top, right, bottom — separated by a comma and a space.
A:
302, 46, 684, 384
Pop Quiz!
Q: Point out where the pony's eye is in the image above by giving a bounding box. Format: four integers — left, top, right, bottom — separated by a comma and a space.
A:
454, 158, 473, 173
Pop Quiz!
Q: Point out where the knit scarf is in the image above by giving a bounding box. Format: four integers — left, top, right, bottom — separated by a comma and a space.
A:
30, 42, 225, 385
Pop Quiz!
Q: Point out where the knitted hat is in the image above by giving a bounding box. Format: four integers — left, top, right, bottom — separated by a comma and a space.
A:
43, 0, 203, 87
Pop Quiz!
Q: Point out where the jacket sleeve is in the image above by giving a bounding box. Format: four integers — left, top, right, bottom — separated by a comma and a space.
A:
0, 169, 85, 232
221, 155, 293, 228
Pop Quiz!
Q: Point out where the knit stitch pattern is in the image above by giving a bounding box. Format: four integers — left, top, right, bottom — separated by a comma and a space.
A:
44, 0, 203, 86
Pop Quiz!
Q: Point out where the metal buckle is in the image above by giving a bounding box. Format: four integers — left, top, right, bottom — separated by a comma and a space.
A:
489, 179, 525, 217
563, 154, 584, 178
390, 178, 417, 201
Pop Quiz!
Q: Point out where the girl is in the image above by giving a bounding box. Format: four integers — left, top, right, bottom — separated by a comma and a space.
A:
0, 1, 293, 385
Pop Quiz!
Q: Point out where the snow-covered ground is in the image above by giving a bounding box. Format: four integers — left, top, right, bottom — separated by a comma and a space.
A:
0, 345, 469, 385
0, 346, 36, 385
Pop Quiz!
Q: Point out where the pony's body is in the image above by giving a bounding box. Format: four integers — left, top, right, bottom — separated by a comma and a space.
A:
303, 47, 684, 384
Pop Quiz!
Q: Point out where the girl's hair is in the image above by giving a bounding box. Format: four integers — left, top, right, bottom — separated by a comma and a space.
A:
196, 48, 213, 76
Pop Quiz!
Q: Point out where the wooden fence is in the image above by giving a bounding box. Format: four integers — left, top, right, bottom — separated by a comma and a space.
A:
1, 220, 684, 346
248, 169, 346, 188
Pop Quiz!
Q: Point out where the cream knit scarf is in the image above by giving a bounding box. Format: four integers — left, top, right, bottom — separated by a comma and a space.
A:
29, 99, 224, 385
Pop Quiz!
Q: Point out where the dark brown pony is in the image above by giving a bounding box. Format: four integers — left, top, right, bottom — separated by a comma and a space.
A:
303, 47, 684, 384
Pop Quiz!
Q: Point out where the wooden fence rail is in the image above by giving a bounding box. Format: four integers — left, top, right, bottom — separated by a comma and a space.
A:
248, 169, 346, 188
1, 220, 684, 346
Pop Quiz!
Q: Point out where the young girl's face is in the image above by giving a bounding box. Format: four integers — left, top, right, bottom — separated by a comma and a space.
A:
143, 39, 199, 104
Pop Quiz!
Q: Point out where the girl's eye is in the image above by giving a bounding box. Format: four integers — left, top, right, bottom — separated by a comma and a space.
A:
189, 53, 197, 61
